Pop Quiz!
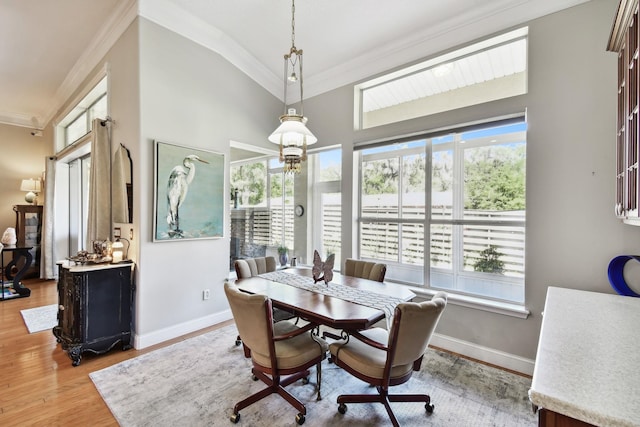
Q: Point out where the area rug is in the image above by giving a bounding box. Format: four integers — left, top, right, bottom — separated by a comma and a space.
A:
20, 304, 58, 333
90, 325, 536, 427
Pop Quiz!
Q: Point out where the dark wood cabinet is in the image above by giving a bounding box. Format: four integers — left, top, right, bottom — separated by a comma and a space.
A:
53, 261, 134, 366
608, 0, 640, 223
13, 204, 42, 278
538, 409, 595, 427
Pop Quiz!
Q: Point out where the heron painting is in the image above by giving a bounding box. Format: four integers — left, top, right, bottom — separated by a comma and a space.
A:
154, 141, 224, 241
166, 154, 209, 237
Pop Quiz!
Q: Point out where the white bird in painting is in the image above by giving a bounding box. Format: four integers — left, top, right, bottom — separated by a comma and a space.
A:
166, 154, 209, 236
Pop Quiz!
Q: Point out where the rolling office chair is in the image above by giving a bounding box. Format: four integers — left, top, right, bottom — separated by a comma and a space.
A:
343, 258, 387, 282
329, 292, 447, 427
322, 258, 388, 340
224, 281, 327, 425
233, 256, 297, 347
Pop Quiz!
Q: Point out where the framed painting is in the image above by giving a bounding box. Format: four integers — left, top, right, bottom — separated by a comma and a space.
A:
153, 141, 225, 242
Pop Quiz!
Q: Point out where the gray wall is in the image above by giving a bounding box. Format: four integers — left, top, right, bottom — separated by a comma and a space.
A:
300, 0, 639, 361
41, 0, 638, 366
135, 18, 282, 342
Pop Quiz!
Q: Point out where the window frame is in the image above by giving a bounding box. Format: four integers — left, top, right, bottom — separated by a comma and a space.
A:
308, 147, 343, 267
55, 73, 108, 151
355, 27, 528, 130
229, 156, 296, 263
53, 69, 109, 258
356, 115, 527, 305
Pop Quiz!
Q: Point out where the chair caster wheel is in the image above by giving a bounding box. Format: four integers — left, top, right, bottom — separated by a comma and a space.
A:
426, 402, 434, 413
301, 377, 309, 385
295, 413, 305, 425
235, 339, 241, 346
338, 403, 347, 414
252, 375, 258, 381
230, 413, 240, 423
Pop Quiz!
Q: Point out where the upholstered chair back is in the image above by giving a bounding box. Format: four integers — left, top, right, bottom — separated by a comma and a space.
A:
344, 258, 387, 282
391, 291, 447, 367
235, 256, 277, 278
224, 281, 272, 360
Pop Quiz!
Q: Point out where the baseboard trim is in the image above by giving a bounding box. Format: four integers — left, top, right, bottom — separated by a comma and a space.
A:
133, 310, 234, 349
430, 333, 535, 376
133, 312, 535, 376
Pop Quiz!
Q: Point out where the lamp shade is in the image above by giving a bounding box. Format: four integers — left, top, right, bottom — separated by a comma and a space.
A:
112, 240, 124, 263
20, 178, 41, 193
268, 117, 317, 147
20, 178, 41, 204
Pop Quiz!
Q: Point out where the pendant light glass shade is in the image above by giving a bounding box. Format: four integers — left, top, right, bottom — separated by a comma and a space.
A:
268, 109, 317, 146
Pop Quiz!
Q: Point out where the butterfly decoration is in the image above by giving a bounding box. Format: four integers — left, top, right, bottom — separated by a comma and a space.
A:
312, 250, 335, 284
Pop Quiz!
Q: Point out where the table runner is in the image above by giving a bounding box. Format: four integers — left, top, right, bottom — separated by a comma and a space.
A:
258, 270, 407, 328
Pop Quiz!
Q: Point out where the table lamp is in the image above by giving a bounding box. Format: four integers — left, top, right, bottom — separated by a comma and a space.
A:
20, 178, 41, 205
111, 238, 129, 263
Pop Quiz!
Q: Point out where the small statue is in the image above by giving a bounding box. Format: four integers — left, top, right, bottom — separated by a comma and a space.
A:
312, 250, 335, 284
1, 227, 17, 245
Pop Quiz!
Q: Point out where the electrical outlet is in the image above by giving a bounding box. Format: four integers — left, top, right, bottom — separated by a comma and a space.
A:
129, 228, 134, 240
203, 289, 210, 300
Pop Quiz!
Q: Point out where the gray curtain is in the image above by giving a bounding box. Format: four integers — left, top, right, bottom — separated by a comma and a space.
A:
41, 157, 57, 279
87, 118, 112, 245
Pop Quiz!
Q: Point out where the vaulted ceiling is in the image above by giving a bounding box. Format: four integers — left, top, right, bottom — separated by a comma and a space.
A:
0, 0, 590, 130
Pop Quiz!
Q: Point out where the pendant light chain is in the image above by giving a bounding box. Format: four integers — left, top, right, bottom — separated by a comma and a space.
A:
291, 0, 296, 49
289, 0, 304, 116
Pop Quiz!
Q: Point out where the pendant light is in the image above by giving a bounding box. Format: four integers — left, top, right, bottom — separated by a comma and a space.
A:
268, 0, 317, 174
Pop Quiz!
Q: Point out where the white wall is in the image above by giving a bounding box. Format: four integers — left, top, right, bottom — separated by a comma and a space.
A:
300, 0, 638, 363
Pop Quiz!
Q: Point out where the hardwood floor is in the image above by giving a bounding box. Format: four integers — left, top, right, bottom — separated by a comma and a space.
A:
0, 279, 232, 426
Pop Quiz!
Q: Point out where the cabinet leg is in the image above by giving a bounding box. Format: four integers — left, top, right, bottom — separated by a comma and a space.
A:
68, 346, 82, 366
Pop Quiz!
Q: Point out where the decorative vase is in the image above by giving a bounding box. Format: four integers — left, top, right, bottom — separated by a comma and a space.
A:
279, 252, 288, 266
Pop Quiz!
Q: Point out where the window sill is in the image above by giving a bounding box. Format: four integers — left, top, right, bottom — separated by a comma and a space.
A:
408, 286, 530, 319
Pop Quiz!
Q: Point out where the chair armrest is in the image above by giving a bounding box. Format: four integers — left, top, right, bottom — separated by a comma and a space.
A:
273, 322, 317, 341
347, 330, 389, 352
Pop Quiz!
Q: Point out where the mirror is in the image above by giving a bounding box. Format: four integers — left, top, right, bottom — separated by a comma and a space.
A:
113, 143, 133, 223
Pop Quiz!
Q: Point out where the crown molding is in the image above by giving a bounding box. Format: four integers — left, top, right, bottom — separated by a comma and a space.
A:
0, 112, 39, 129
140, 0, 588, 102
38, 0, 139, 129
138, 0, 282, 100
2, 0, 589, 128
303, 0, 590, 99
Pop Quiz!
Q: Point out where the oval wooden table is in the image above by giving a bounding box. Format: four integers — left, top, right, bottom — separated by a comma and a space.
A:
235, 267, 415, 331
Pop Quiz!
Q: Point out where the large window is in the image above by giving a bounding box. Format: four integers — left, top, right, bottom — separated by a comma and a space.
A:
358, 118, 526, 303
310, 148, 342, 265
54, 74, 109, 257
67, 155, 91, 253
230, 158, 294, 267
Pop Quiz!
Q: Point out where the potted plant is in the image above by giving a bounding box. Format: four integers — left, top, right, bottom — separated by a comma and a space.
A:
277, 245, 288, 266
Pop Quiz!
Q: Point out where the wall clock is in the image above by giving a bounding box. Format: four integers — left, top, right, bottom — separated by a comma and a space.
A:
294, 204, 304, 217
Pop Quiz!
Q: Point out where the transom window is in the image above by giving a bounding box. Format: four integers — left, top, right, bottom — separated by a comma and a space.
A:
356, 27, 528, 129
56, 76, 108, 150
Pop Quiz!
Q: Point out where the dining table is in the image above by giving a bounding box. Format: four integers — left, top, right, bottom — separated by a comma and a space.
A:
234, 267, 416, 331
